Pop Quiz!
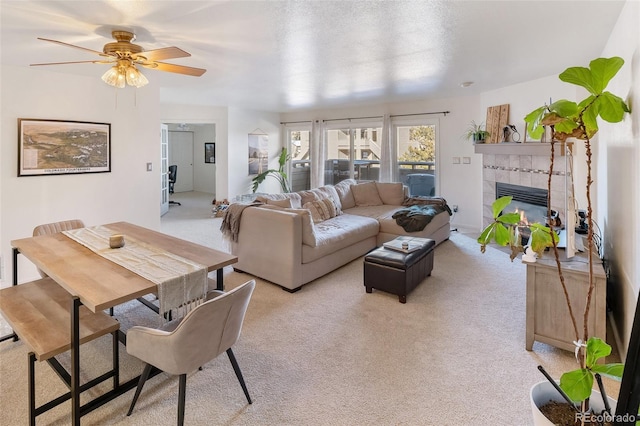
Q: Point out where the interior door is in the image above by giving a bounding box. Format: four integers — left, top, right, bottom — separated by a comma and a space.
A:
160, 124, 169, 216
168, 131, 194, 192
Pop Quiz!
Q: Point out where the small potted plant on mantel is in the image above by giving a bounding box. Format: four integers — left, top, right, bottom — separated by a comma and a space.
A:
464, 120, 490, 144
478, 57, 630, 425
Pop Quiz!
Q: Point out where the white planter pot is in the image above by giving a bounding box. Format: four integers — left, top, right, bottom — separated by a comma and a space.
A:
530, 380, 617, 425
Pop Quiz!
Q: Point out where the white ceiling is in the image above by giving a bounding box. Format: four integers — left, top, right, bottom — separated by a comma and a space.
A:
0, 1, 626, 113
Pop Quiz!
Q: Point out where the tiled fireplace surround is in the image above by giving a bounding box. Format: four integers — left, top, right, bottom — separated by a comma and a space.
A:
477, 143, 572, 228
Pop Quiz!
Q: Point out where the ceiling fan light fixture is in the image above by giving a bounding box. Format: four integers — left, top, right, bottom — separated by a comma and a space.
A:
101, 65, 125, 88
125, 64, 148, 88
101, 61, 148, 89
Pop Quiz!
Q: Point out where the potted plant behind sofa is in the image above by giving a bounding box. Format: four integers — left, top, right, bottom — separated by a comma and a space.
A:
251, 147, 291, 193
479, 57, 630, 425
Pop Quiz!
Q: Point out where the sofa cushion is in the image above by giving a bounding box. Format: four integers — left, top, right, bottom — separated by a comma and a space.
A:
334, 179, 357, 209
351, 181, 383, 206
342, 205, 401, 220
376, 182, 405, 205
256, 193, 302, 209
301, 214, 379, 263
303, 198, 340, 223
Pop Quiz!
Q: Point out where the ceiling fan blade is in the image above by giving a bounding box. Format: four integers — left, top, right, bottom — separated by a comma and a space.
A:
142, 61, 206, 77
136, 47, 191, 62
37, 37, 110, 58
30, 60, 114, 66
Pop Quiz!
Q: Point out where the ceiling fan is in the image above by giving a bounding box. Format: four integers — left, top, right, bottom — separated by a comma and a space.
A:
31, 30, 207, 88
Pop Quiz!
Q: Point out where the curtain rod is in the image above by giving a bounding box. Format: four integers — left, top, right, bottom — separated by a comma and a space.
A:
323, 111, 450, 123
280, 120, 313, 125
282, 111, 451, 125
391, 111, 450, 118
323, 115, 382, 123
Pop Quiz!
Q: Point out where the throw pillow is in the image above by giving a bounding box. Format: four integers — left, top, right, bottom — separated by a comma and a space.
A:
303, 198, 340, 223
314, 186, 343, 211
350, 181, 383, 206
334, 179, 357, 209
297, 189, 321, 206
376, 182, 405, 205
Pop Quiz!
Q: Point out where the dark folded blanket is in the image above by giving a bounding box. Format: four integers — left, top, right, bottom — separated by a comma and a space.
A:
392, 204, 448, 232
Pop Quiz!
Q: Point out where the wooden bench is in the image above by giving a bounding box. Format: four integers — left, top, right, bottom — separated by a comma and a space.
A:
0, 277, 120, 424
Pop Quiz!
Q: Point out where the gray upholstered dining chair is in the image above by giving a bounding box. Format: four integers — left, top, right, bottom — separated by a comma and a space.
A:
126, 279, 256, 425
32, 219, 85, 278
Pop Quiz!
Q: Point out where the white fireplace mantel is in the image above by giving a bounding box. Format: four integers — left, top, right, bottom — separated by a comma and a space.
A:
474, 142, 572, 157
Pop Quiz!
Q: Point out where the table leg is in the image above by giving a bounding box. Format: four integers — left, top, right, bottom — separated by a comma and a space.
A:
216, 268, 224, 291
12, 247, 19, 287
71, 297, 81, 426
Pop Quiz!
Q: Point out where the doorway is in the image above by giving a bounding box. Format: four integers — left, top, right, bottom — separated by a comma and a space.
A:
168, 130, 194, 192
161, 122, 216, 212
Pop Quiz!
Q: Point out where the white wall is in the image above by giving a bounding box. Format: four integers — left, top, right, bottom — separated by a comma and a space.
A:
227, 107, 282, 199
280, 96, 482, 230
1, 65, 161, 284
598, 0, 640, 357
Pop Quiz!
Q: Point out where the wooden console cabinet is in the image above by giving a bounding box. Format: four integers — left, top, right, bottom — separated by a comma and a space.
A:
525, 253, 607, 352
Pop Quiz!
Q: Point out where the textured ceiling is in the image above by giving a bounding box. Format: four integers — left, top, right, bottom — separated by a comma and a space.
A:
0, 1, 626, 112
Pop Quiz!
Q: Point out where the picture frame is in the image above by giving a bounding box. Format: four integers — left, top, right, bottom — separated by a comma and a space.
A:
205, 142, 215, 164
18, 118, 111, 176
248, 131, 268, 175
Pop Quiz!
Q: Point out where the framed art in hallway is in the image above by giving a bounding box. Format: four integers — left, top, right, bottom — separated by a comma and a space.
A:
18, 118, 111, 176
205, 142, 215, 163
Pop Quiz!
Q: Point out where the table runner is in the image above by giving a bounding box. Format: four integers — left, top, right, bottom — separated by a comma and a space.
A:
63, 225, 207, 321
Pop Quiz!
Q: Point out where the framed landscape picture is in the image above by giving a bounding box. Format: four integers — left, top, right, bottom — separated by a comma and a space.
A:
205, 142, 215, 163
18, 118, 111, 176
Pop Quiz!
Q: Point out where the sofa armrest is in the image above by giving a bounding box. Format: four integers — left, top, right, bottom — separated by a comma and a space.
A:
234, 207, 303, 289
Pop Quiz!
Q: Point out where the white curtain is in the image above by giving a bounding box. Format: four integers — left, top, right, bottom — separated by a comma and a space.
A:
311, 120, 325, 188
379, 114, 393, 182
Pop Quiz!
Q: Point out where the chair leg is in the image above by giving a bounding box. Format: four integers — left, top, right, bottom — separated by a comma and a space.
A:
127, 363, 153, 416
178, 374, 186, 426
226, 348, 252, 404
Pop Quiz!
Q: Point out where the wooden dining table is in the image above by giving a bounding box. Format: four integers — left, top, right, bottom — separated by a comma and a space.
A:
8, 221, 238, 425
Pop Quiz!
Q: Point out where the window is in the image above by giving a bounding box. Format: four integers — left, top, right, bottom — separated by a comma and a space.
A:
325, 121, 382, 185
393, 120, 438, 196
285, 125, 311, 191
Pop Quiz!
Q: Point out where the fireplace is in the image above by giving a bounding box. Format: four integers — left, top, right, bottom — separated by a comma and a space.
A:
496, 182, 549, 226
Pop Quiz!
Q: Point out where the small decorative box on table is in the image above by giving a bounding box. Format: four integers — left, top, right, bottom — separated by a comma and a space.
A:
364, 236, 436, 303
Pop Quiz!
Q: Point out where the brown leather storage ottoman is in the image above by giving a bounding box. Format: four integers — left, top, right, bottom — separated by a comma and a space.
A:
363, 237, 436, 303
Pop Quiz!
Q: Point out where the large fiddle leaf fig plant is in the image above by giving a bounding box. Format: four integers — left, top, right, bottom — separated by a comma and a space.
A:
479, 57, 630, 415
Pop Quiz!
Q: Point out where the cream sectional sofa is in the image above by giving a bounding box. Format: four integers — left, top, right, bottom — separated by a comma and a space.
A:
229, 179, 450, 292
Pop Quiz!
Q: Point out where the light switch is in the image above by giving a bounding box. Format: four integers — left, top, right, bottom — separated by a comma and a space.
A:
452, 157, 460, 164
146, 162, 153, 171
462, 157, 471, 164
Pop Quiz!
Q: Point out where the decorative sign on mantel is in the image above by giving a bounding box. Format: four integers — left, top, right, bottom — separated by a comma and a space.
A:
485, 104, 509, 144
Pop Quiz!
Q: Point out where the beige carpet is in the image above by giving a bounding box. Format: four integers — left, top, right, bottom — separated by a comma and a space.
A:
0, 192, 620, 425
